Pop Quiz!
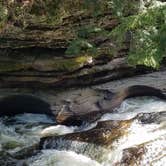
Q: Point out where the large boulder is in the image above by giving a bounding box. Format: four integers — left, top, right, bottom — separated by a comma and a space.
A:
55, 85, 166, 125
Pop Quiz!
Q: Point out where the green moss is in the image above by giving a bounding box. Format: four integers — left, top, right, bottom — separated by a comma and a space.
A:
0, 62, 30, 72
109, 0, 145, 17
0, 4, 8, 30
0, 56, 92, 73
44, 56, 92, 72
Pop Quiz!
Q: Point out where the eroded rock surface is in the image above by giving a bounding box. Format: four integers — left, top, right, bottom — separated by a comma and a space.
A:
0, 0, 156, 88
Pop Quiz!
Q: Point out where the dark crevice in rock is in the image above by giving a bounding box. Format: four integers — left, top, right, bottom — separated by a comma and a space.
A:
0, 47, 67, 57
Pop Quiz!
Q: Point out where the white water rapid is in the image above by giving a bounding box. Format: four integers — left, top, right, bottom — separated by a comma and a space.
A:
0, 97, 166, 165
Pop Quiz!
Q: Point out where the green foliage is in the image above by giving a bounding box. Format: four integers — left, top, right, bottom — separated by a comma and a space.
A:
77, 26, 107, 38
67, 1, 166, 68
30, 0, 61, 23
108, 0, 142, 17
66, 25, 110, 56
65, 38, 97, 56
1, 0, 165, 68
128, 27, 165, 68
110, 5, 166, 68
30, 0, 108, 24
76, 0, 166, 68
0, 3, 8, 29
82, 0, 103, 16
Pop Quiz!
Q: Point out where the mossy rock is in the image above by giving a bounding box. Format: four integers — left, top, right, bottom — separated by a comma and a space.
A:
0, 55, 92, 73
33, 55, 93, 72
0, 5, 8, 31
0, 62, 31, 72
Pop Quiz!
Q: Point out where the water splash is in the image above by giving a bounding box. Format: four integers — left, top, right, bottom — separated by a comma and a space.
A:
100, 97, 166, 121
40, 125, 78, 137
0, 114, 54, 153
28, 150, 101, 166
101, 120, 166, 166
0, 113, 81, 154
11, 113, 55, 124
42, 138, 109, 162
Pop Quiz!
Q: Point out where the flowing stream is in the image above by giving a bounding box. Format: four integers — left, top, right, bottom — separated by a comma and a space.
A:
0, 97, 166, 166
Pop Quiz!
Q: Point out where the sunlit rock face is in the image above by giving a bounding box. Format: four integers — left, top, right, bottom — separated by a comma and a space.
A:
56, 85, 166, 125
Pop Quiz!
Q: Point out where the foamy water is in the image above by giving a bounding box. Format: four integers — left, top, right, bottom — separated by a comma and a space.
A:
100, 97, 166, 121
29, 150, 100, 166
0, 97, 166, 165
0, 114, 49, 153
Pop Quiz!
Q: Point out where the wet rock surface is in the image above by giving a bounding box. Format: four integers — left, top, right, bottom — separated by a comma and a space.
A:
40, 120, 131, 148
115, 146, 145, 166
0, 151, 23, 166
40, 110, 166, 148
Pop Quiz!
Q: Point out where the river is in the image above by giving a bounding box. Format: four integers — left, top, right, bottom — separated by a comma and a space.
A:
0, 97, 166, 166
